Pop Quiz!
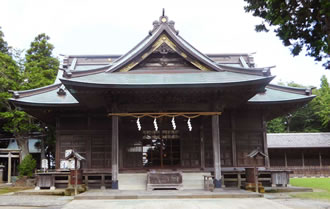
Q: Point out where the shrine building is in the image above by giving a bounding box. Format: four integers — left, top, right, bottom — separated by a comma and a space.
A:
9, 13, 315, 189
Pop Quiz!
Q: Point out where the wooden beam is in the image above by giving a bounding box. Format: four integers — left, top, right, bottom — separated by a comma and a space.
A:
108, 112, 222, 118
111, 115, 119, 189
212, 115, 222, 188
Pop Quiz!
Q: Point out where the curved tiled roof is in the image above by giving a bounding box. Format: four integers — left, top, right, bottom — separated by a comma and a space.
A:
267, 133, 330, 148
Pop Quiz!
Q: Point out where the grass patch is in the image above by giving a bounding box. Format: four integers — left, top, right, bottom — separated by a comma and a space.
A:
0, 187, 29, 195
289, 178, 330, 201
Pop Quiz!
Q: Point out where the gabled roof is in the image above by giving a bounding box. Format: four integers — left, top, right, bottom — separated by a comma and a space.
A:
0, 138, 41, 153
267, 133, 330, 148
9, 12, 314, 108
102, 14, 223, 73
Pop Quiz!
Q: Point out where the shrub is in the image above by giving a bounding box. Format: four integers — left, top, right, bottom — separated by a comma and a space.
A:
18, 154, 36, 177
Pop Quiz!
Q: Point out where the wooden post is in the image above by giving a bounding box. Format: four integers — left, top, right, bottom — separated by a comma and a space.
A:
200, 119, 205, 170
212, 115, 222, 188
231, 112, 237, 167
75, 159, 78, 195
262, 116, 270, 168
7, 152, 12, 184
319, 152, 322, 168
302, 151, 305, 168
284, 152, 288, 168
111, 115, 119, 189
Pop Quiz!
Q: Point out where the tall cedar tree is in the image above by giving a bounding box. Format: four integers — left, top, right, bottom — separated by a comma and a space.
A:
24, 33, 59, 89
0, 27, 38, 160
244, 0, 330, 69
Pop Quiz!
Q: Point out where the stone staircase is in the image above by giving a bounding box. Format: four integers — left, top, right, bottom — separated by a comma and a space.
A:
118, 172, 210, 190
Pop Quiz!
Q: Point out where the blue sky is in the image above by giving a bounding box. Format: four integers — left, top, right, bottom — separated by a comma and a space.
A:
1, 0, 329, 87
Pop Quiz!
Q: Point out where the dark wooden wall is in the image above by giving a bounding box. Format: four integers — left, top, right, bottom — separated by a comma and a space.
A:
55, 115, 112, 170
55, 109, 267, 171
269, 148, 330, 176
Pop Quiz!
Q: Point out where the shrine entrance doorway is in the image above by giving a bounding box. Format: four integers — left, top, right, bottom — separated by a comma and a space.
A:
120, 116, 202, 170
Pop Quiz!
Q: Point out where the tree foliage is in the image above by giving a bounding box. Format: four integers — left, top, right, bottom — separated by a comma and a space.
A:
244, 0, 330, 69
314, 75, 330, 128
24, 33, 59, 89
0, 29, 58, 159
0, 26, 10, 55
18, 154, 36, 177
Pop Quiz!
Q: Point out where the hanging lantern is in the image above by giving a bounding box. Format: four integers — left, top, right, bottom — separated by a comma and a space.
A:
153, 118, 158, 131
171, 117, 176, 130
136, 117, 141, 131
187, 118, 192, 131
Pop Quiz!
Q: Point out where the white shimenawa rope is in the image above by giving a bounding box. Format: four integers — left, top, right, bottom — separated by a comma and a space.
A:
153, 118, 158, 131
171, 117, 176, 130
136, 117, 141, 131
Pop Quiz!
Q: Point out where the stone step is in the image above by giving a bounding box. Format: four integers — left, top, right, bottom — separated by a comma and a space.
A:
118, 172, 211, 190
182, 172, 211, 190
118, 173, 147, 190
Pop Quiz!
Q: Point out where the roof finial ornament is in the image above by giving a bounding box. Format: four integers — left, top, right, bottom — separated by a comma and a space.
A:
149, 9, 179, 35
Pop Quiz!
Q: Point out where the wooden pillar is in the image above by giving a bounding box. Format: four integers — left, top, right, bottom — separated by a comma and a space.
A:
212, 115, 222, 188
262, 115, 270, 168
111, 116, 119, 189
200, 118, 205, 170
319, 152, 322, 168
284, 152, 288, 168
302, 151, 305, 168
7, 152, 12, 184
231, 112, 237, 167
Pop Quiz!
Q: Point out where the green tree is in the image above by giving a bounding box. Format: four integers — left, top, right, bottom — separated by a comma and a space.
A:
0, 26, 10, 55
244, 0, 330, 68
267, 117, 286, 133
314, 75, 330, 128
24, 33, 59, 89
267, 78, 330, 133
18, 154, 36, 177
0, 29, 40, 160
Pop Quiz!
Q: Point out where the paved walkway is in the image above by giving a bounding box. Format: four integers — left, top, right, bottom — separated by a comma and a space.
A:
0, 194, 73, 208
62, 198, 291, 209
76, 188, 262, 199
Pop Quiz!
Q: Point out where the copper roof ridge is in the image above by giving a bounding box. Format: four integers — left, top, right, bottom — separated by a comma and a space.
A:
267, 84, 315, 96
218, 64, 273, 76
9, 83, 61, 99
63, 64, 112, 78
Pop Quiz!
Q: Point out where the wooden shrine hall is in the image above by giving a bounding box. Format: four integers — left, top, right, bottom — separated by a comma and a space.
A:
9, 13, 315, 190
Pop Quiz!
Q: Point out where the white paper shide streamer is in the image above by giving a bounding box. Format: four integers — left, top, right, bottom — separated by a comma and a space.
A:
171, 117, 176, 130
187, 118, 192, 131
153, 118, 158, 131
136, 117, 141, 131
